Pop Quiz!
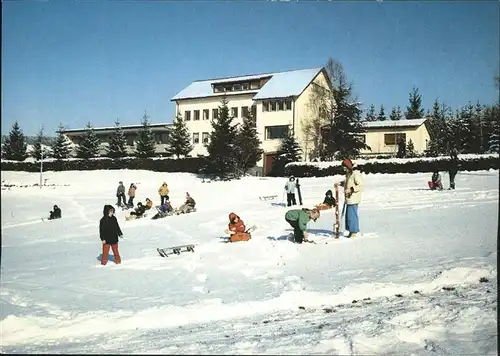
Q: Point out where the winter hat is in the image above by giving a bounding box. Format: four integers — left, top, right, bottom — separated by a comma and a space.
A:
119, 181, 123, 184
186, 192, 190, 197
342, 159, 353, 169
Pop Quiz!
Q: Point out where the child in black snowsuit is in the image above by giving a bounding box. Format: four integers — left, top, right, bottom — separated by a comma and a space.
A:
315, 190, 337, 211
48, 205, 62, 220
126, 202, 147, 220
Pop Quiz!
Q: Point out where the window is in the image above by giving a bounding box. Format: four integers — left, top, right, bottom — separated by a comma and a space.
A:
265, 125, 289, 140
202, 132, 209, 144
285, 99, 292, 111
242, 83, 250, 90
185, 111, 191, 121
233, 84, 242, 91
203, 109, 209, 120
384, 133, 406, 145
231, 107, 238, 118
262, 102, 269, 112
193, 133, 200, 144
250, 82, 260, 89
242, 106, 249, 118
278, 101, 284, 111
251, 105, 257, 118
162, 133, 169, 144
155, 134, 162, 144
194, 110, 200, 121
270, 101, 277, 111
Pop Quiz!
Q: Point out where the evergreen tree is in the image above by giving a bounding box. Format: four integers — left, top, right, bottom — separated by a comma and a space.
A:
457, 103, 477, 153
166, 114, 193, 158
135, 111, 156, 158
2, 121, 28, 161
405, 87, 425, 120
389, 106, 403, 121
52, 123, 73, 159
76, 122, 101, 159
406, 139, 417, 158
484, 103, 500, 153
107, 119, 128, 158
319, 58, 370, 159
426, 99, 450, 155
488, 124, 499, 153
31, 127, 51, 160
364, 104, 377, 122
377, 105, 387, 121
269, 127, 301, 177
234, 110, 263, 175
205, 97, 239, 179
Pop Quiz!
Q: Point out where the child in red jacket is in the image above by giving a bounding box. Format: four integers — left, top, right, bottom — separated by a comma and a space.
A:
224, 212, 251, 242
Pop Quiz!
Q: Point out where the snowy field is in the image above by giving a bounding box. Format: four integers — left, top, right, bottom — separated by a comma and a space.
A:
1, 169, 498, 355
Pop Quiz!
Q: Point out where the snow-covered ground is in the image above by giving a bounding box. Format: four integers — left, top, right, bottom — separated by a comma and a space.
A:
1, 169, 498, 355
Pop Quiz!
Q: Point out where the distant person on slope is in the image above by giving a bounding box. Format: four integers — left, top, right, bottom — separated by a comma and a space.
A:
448, 148, 459, 190
48, 205, 62, 220
284, 208, 320, 243
99, 205, 123, 265
126, 202, 147, 220
116, 181, 126, 207
428, 171, 443, 190
335, 158, 364, 238
152, 200, 173, 219
175, 192, 196, 214
145, 198, 153, 210
224, 212, 251, 242
127, 183, 137, 207
316, 189, 337, 211
158, 182, 170, 206
284, 176, 298, 207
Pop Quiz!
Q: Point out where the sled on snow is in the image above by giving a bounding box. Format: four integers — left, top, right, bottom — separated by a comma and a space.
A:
157, 244, 196, 257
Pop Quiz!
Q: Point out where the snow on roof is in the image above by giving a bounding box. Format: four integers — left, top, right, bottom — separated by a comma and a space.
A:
62, 123, 172, 133
363, 118, 427, 129
171, 67, 323, 101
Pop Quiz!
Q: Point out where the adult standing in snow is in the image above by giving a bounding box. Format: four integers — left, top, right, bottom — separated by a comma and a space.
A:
284, 208, 320, 243
127, 183, 137, 207
284, 176, 297, 207
158, 182, 170, 206
448, 148, 459, 190
99, 205, 123, 265
335, 158, 364, 238
116, 181, 126, 207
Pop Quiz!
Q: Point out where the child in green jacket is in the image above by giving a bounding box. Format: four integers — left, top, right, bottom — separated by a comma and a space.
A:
284, 208, 320, 243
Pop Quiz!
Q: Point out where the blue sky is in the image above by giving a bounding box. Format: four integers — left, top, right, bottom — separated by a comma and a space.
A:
2, 1, 499, 136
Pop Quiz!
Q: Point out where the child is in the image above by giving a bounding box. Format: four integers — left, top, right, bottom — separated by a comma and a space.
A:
284, 208, 320, 244
224, 212, 251, 243
127, 183, 137, 207
126, 202, 146, 221
428, 171, 443, 190
145, 198, 153, 210
316, 189, 336, 211
152, 201, 173, 220
175, 192, 196, 214
99, 205, 123, 265
48, 205, 62, 220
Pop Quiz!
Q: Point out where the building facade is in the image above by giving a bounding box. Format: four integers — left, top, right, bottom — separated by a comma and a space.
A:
359, 118, 431, 156
171, 67, 331, 175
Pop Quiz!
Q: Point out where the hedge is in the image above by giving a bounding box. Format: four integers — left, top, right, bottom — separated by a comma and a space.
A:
1, 157, 205, 173
284, 154, 499, 177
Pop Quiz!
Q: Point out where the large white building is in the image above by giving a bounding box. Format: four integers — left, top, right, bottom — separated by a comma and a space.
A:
171, 67, 331, 175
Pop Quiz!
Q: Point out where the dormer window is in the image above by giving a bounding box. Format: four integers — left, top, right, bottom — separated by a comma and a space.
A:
233, 84, 242, 91
242, 83, 250, 90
